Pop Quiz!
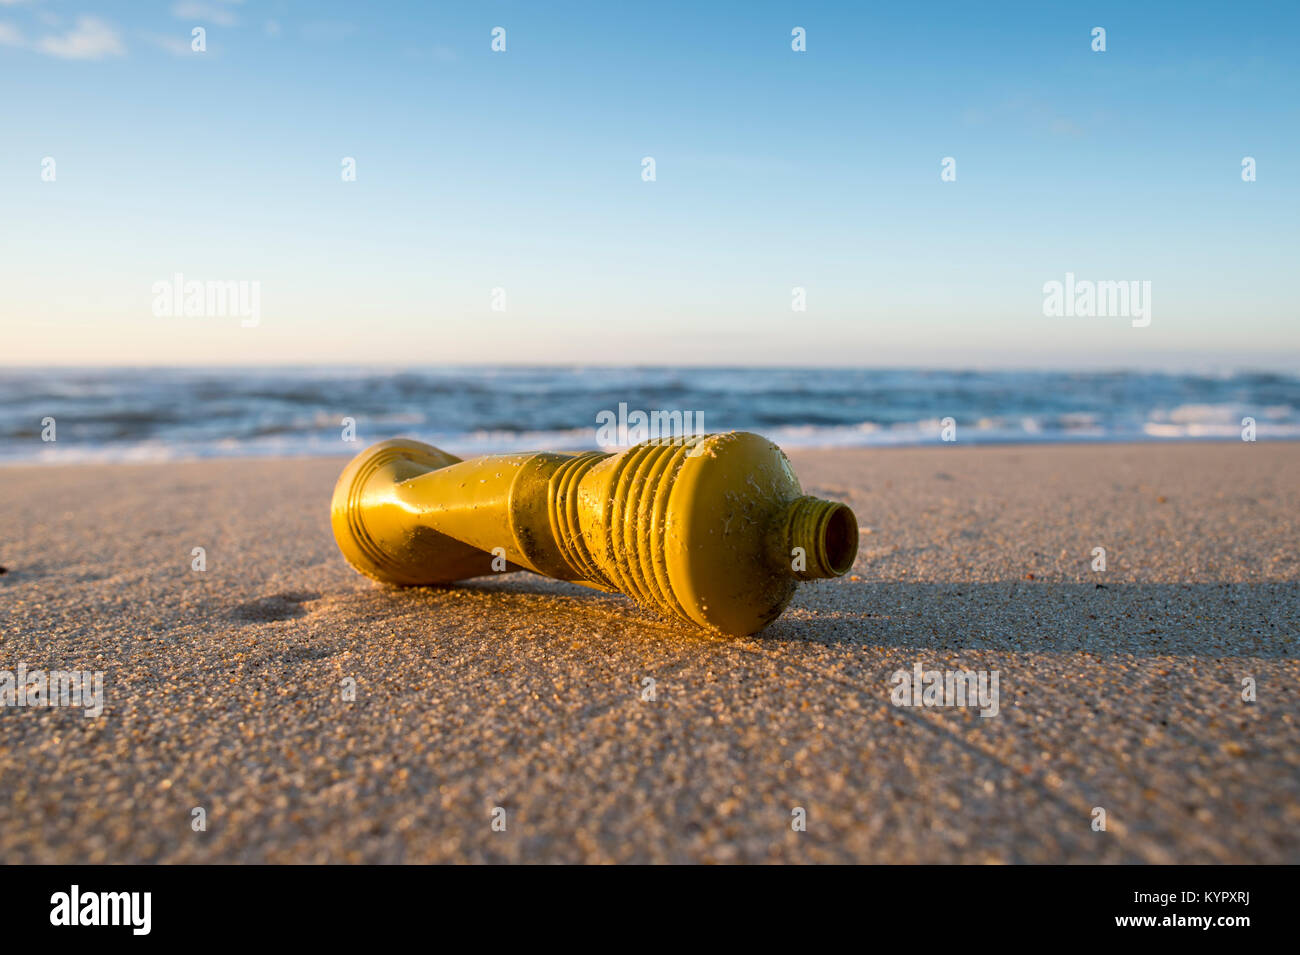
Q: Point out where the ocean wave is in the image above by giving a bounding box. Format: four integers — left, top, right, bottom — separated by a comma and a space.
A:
1, 366, 1298, 463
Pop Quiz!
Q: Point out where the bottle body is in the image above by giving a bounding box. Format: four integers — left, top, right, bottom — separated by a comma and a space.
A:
331, 433, 858, 636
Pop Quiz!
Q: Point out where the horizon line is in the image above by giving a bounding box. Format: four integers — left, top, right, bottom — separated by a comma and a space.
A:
2, 358, 1299, 375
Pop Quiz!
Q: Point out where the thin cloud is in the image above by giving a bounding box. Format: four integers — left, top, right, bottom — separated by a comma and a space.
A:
962, 96, 1086, 138
36, 16, 125, 59
171, 2, 239, 27
142, 32, 194, 56
0, 22, 23, 46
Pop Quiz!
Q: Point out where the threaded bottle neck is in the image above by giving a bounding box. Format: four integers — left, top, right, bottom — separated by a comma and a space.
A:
777, 496, 859, 580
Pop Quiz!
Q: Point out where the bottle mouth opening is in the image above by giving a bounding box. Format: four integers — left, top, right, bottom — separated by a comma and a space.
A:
821, 504, 858, 577
782, 496, 859, 580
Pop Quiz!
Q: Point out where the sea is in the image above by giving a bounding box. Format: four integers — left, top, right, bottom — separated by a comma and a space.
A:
1, 366, 1297, 463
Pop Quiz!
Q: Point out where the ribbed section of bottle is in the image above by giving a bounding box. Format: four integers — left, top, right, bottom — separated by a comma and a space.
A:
545, 450, 615, 589
552, 438, 703, 624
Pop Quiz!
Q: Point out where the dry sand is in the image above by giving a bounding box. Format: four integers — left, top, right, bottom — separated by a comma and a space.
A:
1, 441, 1297, 863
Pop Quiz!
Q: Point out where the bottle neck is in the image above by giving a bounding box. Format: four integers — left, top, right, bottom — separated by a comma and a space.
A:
774, 496, 859, 580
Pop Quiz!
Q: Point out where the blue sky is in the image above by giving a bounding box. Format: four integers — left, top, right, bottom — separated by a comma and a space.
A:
2, 0, 1297, 368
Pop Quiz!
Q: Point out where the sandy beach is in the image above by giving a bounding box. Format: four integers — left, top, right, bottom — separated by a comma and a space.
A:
1, 441, 1296, 864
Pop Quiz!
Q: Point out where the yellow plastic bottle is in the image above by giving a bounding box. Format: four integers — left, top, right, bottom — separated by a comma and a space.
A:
330, 432, 858, 636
